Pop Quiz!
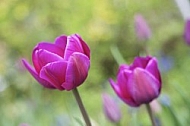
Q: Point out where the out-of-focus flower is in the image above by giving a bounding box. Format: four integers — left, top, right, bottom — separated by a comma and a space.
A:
109, 56, 162, 107
22, 34, 90, 91
134, 14, 151, 41
184, 19, 190, 45
150, 99, 162, 113
102, 93, 121, 123
19, 123, 30, 126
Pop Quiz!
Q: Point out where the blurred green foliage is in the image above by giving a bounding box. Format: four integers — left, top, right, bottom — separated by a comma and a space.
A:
0, 0, 189, 125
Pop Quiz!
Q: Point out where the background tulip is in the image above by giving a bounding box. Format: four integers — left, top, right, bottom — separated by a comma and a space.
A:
22, 34, 90, 91
109, 56, 161, 107
102, 93, 121, 123
134, 14, 151, 41
184, 19, 190, 45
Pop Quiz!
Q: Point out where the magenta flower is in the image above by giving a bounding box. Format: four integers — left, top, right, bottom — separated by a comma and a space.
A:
102, 93, 121, 123
184, 19, 190, 45
134, 14, 151, 41
109, 56, 161, 107
22, 34, 90, 91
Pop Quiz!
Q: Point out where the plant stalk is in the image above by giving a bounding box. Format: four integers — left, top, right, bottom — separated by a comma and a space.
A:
72, 88, 91, 126
146, 103, 156, 126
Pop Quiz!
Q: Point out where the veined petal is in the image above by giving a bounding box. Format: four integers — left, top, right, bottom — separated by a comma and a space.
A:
129, 68, 160, 105
34, 42, 64, 57
32, 49, 63, 73
22, 59, 55, 89
63, 52, 90, 90
40, 61, 67, 90
145, 58, 161, 84
64, 34, 90, 60
55, 35, 67, 50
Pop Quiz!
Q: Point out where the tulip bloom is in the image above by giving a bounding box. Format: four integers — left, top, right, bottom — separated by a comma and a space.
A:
102, 93, 121, 123
22, 34, 90, 91
184, 19, 190, 45
134, 14, 151, 41
109, 56, 161, 107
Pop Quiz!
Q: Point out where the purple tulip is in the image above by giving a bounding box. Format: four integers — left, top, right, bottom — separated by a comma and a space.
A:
184, 19, 190, 45
109, 56, 161, 107
134, 14, 151, 41
102, 93, 121, 123
22, 34, 90, 91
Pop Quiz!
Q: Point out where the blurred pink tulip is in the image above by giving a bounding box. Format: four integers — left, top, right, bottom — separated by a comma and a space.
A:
134, 14, 151, 41
150, 99, 162, 113
109, 56, 161, 107
184, 19, 190, 45
19, 123, 30, 126
102, 93, 121, 123
22, 34, 90, 91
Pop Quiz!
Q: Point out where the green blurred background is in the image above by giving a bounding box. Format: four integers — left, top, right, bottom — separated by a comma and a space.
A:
0, 0, 189, 125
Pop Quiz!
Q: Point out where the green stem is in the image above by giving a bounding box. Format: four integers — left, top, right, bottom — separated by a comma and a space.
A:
146, 104, 156, 126
116, 121, 121, 126
72, 88, 91, 126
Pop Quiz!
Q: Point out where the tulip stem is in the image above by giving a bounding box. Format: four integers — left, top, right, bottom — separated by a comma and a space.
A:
146, 104, 156, 126
72, 88, 91, 126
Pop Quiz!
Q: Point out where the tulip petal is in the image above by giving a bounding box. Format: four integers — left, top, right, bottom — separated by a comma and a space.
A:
118, 64, 129, 73
117, 69, 139, 107
146, 58, 162, 84
32, 49, 63, 73
64, 34, 90, 60
22, 59, 55, 89
184, 19, 190, 45
109, 79, 122, 97
34, 42, 64, 57
130, 56, 151, 70
40, 61, 67, 90
55, 35, 67, 50
62, 52, 90, 90
129, 68, 160, 105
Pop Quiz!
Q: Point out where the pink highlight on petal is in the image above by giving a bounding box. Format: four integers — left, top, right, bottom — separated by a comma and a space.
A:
40, 61, 67, 90
64, 34, 90, 60
130, 68, 160, 105
146, 58, 162, 84
63, 52, 90, 90
34, 42, 64, 57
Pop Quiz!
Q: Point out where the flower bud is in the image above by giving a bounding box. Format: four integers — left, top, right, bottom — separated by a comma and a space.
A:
134, 14, 151, 41
102, 93, 121, 123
